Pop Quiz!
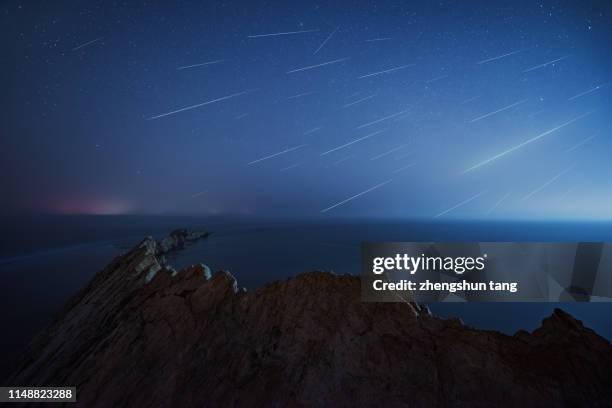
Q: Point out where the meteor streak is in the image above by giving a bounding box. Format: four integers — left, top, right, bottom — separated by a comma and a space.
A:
365, 37, 393, 42
280, 163, 300, 172
248, 144, 307, 165
321, 179, 393, 213
486, 192, 510, 215
248, 29, 319, 38
392, 163, 417, 173
356, 110, 408, 129
463, 112, 592, 173
342, 94, 376, 108
177, 60, 225, 70
286, 58, 349, 74
320, 129, 387, 156
303, 127, 322, 136
566, 132, 598, 152
559, 188, 574, 202
369, 144, 408, 160
567, 83, 608, 101
461, 95, 482, 104
522, 166, 574, 201
426, 75, 448, 83
313, 27, 339, 55
72, 38, 102, 51
469, 99, 528, 123
435, 191, 486, 218
357, 64, 415, 79
477, 49, 525, 64
523, 55, 570, 73
148, 91, 251, 120
288, 91, 317, 99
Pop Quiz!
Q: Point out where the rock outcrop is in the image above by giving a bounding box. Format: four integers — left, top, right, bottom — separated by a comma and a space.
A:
157, 228, 210, 254
7, 235, 612, 407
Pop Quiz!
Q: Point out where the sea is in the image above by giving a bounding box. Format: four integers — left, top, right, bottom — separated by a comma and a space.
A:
2, 215, 612, 379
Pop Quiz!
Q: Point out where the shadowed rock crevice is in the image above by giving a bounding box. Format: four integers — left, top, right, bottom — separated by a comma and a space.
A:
6, 234, 612, 407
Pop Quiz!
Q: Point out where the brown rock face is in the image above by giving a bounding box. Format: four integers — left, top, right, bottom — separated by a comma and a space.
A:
7, 237, 612, 407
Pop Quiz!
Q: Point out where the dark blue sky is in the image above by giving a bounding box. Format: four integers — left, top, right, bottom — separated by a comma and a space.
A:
2, 1, 611, 219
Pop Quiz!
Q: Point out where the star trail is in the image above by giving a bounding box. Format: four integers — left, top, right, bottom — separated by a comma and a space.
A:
2, 1, 611, 219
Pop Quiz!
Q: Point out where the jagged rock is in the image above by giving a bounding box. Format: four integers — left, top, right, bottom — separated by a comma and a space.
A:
157, 228, 210, 254
6, 237, 612, 407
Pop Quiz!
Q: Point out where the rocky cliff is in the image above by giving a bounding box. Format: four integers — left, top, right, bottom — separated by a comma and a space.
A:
7, 234, 612, 407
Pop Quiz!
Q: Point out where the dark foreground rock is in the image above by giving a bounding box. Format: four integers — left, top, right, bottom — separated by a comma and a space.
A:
157, 228, 210, 254
6, 236, 612, 407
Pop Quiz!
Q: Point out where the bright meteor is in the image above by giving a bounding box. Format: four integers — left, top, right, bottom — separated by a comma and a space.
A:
463, 112, 592, 173
286, 58, 349, 74
248, 144, 307, 165
567, 83, 609, 101
477, 49, 525, 64
321, 179, 393, 213
523, 55, 570, 73
148, 91, 251, 120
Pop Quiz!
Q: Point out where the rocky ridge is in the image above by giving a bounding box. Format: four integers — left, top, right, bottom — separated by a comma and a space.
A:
6, 233, 612, 407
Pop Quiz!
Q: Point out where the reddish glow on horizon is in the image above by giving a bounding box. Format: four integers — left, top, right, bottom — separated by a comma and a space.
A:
44, 196, 133, 215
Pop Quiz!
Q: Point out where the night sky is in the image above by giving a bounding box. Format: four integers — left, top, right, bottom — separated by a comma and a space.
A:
2, 1, 611, 219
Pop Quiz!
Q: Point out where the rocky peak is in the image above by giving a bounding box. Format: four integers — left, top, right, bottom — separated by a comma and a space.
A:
542, 307, 586, 331
6, 232, 612, 407
157, 228, 209, 254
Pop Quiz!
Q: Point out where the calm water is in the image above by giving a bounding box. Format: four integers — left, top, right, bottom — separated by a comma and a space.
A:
2, 215, 612, 379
